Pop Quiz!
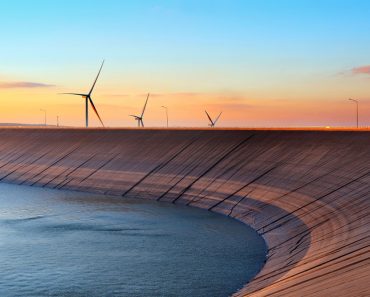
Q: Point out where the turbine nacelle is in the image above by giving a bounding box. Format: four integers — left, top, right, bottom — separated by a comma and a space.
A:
130, 93, 150, 128
129, 115, 144, 127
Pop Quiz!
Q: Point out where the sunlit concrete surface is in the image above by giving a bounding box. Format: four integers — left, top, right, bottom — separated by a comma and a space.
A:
0, 128, 368, 296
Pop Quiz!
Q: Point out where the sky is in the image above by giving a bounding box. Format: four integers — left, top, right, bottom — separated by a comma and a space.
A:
0, 0, 369, 127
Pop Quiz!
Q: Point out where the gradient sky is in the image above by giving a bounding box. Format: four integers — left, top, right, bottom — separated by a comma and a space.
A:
1, 0, 369, 127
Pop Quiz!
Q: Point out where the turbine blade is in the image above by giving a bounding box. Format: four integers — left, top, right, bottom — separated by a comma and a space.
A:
141, 119, 144, 127
88, 97, 104, 127
214, 112, 222, 124
141, 93, 150, 118
205, 110, 214, 125
88, 60, 105, 96
60, 93, 87, 97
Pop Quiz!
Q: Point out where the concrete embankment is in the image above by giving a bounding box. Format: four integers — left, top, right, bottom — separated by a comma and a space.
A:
0, 128, 368, 296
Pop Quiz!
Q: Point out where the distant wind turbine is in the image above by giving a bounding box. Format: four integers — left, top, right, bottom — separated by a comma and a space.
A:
61, 61, 105, 127
130, 93, 150, 127
205, 110, 222, 127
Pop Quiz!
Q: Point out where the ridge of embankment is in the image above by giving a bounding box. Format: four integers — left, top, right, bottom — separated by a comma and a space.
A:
0, 128, 368, 296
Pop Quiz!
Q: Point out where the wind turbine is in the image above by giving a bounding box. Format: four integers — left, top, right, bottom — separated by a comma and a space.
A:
61, 61, 105, 127
130, 93, 150, 127
205, 110, 222, 127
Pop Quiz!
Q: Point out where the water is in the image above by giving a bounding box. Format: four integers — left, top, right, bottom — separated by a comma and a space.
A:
0, 183, 266, 297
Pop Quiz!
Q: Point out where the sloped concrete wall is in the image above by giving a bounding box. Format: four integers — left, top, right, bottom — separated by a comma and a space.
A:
0, 128, 368, 296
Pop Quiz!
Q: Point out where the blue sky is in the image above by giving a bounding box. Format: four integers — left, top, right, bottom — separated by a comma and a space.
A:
0, 0, 369, 126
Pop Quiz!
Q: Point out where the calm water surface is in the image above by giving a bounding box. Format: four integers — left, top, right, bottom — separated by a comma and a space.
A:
0, 183, 266, 297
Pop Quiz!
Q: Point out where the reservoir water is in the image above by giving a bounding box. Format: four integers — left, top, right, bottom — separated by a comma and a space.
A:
0, 183, 266, 297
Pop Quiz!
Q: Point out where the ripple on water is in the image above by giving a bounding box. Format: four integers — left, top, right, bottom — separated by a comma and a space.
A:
0, 183, 266, 297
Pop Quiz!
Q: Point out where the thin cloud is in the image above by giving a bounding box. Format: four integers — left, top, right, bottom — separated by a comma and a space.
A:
206, 103, 254, 110
103, 94, 130, 98
54, 103, 133, 110
136, 92, 200, 98
170, 92, 200, 97
352, 65, 370, 75
0, 81, 55, 89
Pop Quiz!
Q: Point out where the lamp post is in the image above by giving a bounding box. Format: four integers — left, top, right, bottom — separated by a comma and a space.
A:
40, 109, 47, 126
161, 106, 168, 128
348, 98, 359, 128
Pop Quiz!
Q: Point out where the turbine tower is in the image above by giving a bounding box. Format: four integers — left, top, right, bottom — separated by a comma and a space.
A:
205, 110, 222, 127
130, 93, 150, 127
61, 61, 105, 127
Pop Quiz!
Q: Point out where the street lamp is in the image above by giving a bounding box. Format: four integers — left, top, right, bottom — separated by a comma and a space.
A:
348, 98, 359, 128
40, 109, 47, 126
161, 106, 168, 128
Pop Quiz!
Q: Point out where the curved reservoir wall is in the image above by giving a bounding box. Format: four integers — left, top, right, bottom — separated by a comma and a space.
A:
0, 128, 368, 296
